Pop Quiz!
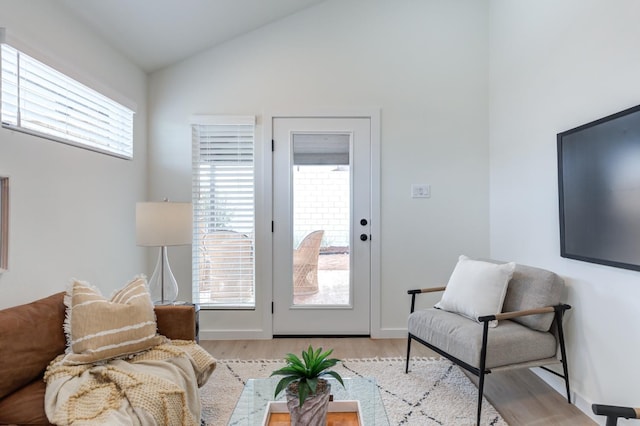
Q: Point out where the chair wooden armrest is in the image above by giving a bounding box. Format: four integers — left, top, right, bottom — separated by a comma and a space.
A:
407, 286, 447, 295
478, 304, 571, 323
407, 286, 446, 313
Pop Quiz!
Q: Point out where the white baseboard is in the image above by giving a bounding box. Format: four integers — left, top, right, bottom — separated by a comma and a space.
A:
199, 329, 271, 340
201, 327, 408, 340
371, 327, 407, 339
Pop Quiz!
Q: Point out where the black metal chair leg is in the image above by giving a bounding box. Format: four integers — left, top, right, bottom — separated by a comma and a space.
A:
477, 369, 485, 425
561, 355, 571, 404
405, 335, 412, 373
477, 321, 490, 425
555, 307, 572, 403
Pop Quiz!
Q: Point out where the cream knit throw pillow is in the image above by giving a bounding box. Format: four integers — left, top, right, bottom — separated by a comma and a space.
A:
62, 276, 165, 365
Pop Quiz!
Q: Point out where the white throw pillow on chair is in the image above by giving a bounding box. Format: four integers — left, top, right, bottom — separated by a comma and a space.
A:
435, 255, 515, 327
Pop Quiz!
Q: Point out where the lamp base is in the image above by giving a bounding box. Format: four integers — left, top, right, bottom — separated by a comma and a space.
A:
148, 246, 179, 305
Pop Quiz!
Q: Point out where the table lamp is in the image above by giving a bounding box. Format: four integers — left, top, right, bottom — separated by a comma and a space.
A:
136, 200, 192, 304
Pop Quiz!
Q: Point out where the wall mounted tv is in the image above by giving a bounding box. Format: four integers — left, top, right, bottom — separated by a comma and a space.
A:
557, 104, 640, 271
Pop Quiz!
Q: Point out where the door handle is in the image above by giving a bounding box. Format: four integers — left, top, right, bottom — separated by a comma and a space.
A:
360, 234, 369, 241
360, 218, 368, 226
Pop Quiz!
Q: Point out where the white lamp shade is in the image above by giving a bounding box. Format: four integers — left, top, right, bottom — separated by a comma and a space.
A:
136, 202, 192, 246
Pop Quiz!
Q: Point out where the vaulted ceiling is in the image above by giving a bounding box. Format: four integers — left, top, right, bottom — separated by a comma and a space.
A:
58, 0, 326, 73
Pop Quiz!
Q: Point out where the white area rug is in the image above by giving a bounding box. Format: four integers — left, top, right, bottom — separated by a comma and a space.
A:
200, 357, 508, 425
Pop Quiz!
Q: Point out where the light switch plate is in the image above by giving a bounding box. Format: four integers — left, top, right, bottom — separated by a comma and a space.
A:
411, 184, 431, 198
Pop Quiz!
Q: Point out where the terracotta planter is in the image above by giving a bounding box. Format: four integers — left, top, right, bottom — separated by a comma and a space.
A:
285, 379, 331, 426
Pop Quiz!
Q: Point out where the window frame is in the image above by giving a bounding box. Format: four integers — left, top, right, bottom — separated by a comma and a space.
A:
0, 42, 134, 159
191, 115, 256, 309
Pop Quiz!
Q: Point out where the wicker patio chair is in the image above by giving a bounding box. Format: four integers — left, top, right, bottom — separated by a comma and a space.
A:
200, 231, 254, 301
293, 230, 324, 295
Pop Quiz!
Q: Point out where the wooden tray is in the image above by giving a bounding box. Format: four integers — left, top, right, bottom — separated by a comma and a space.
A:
262, 400, 363, 426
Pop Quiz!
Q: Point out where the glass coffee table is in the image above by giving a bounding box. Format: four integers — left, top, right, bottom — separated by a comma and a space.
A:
227, 376, 389, 425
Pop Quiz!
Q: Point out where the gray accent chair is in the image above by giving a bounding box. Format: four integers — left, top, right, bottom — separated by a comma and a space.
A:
406, 261, 572, 425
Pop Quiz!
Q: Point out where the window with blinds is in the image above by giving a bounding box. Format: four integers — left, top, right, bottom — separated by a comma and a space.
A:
0, 43, 134, 159
192, 116, 255, 308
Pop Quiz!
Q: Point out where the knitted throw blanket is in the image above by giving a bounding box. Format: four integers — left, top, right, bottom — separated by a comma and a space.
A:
44, 340, 216, 425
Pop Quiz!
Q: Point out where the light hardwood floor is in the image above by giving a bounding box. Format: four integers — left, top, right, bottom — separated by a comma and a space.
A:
200, 338, 594, 425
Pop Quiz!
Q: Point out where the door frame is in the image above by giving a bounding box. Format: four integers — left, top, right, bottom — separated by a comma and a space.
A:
262, 109, 381, 338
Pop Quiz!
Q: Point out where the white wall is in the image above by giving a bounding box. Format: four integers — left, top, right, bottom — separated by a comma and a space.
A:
0, 0, 148, 308
490, 0, 640, 422
149, 0, 490, 337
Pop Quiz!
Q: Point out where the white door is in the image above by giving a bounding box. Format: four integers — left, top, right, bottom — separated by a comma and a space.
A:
272, 117, 371, 335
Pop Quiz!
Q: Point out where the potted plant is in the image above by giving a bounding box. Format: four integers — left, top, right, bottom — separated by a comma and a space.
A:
271, 345, 345, 425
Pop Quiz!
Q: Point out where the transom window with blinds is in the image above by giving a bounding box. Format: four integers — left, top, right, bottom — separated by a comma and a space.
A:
191, 116, 256, 308
0, 42, 134, 159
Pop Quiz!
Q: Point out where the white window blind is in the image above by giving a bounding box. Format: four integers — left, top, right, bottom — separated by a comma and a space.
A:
192, 116, 255, 307
0, 43, 134, 159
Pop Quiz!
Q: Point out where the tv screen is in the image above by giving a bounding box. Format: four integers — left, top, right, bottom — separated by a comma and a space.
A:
557, 104, 640, 271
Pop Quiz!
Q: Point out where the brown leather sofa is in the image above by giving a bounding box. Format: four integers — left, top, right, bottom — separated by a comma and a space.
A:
0, 292, 197, 425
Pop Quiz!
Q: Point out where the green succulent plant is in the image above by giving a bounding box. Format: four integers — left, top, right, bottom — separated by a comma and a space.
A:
271, 345, 345, 407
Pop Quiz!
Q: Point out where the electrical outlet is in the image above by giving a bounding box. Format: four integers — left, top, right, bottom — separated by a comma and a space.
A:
411, 184, 431, 198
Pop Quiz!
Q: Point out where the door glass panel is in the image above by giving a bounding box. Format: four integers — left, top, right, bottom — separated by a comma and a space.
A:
292, 133, 350, 306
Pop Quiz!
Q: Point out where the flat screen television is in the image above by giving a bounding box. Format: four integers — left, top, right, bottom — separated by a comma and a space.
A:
557, 104, 640, 271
